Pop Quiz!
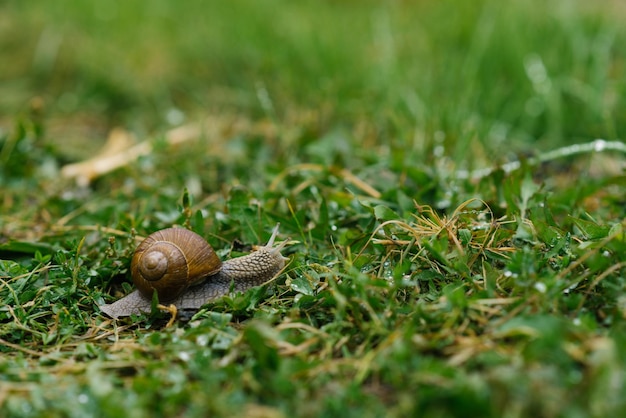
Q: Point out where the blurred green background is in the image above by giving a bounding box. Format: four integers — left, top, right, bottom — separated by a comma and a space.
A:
2, 0, 623, 166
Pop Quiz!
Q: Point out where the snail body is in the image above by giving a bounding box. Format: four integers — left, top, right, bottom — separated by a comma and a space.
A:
100, 225, 287, 319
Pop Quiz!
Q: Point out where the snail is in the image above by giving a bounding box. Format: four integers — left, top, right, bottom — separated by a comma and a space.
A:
100, 224, 288, 319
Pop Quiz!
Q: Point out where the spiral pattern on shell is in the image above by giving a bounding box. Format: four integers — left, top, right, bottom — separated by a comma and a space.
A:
131, 228, 222, 302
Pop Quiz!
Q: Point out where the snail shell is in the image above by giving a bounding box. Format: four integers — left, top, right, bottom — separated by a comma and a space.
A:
131, 228, 221, 302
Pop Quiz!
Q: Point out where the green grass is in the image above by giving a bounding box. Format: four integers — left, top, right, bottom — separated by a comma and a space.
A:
1, 0, 626, 417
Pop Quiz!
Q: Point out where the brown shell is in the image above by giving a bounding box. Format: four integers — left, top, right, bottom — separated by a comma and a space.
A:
131, 228, 222, 302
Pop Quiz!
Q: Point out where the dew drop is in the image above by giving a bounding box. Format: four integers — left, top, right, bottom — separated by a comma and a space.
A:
593, 139, 607, 152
